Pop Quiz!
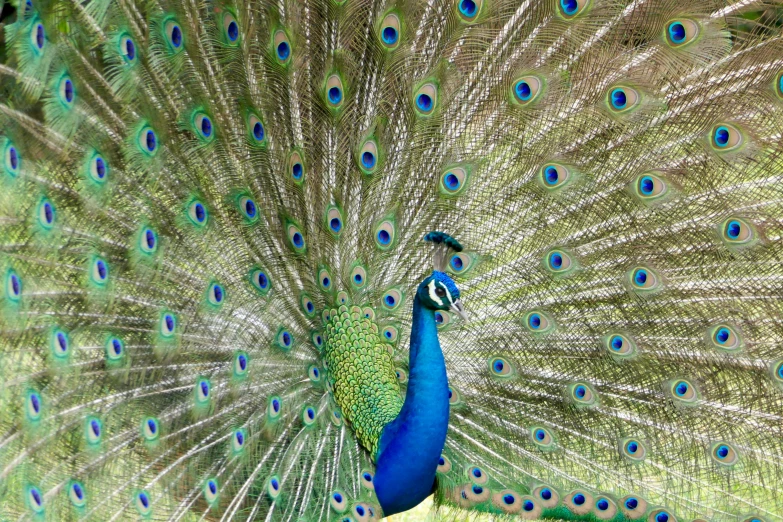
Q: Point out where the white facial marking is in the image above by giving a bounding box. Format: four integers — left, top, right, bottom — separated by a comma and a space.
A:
428, 280, 444, 306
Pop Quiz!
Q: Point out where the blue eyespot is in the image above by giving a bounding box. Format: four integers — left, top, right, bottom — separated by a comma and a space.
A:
62, 77, 74, 104
29, 486, 43, 511
93, 156, 106, 180
669, 378, 698, 402
540, 488, 551, 500
639, 176, 654, 195
222, 13, 239, 45
545, 166, 558, 185
120, 35, 136, 62
528, 313, 541, 329
273, 31, 291, 64
109, 337, 123, 358
413, 83, 438, 115
70, 481, 85, 504
629, 266, 659, 291
515, 80, 532, 101
378, 229, 390, 244
7, 270, 22, 301
669, 22, 685, 43
197, 114, 212, 138
416, 93, 433, 112
634, 269, 647, 285
328, 86, 342, 104
611, 88, 627, 109
726, 220, 741, 239
459, 0, 478, 18
328, 217, 342, 233
489, 357, 514, 377
665, 19, 700, 47
33, 22, 45, 51
292, 162, 303, 179
333, 492, 343, 503
361, 150, 376, 169
277, 41, 290, 61
714, 126, 730, 147
239, 197, 257, 220
573, 493, 585, 505
561, 0, 578, 14
144, 128, 157, 154
165, 19, 183, 50
382, 26, 398, 44
596, 499, 609, 511
227, 21, 238, 41
625, 497, 638, 509
39, 199, 54, 228
6, 144, 20, 175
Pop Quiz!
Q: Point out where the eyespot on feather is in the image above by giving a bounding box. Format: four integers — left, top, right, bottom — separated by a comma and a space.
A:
374, 219, 396, 250
632, 172, 669, 202
532, 485, 559, 508
667, 378, 698, 404
710, 442, 739, 466
164, 18, 184, 52
719, 217, 756, 247
457, 0, 483, 22
558, 0, 590, 18
273, 30, 292, 64
627, 266, 662, 293
530, 426, 556, 449
565, 490, 593, 515
665, 19, 699, 47
620, 438, 647, 462
288, 151, 305, 182
222, 12, 239, 45
413, 83, 438, 116
708, 324, 742, 351
357, 139, 380, 175
512, 75, 544, 106
593, 496, 618, 520
620, 495, 648, 519
378, 13, 401, 49
648, 508, 677, 522
325, 74, 345, 108
606, 86, 640, 113
539, 163, 573, 190
710, 123, 744, 152
489, 356, 515, 377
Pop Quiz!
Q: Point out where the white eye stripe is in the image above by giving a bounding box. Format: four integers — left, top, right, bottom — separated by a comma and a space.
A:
428, 280, 444, 306
443, 286, 454, 305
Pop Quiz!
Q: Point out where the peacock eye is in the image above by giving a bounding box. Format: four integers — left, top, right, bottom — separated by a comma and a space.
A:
435, 287, 446, 298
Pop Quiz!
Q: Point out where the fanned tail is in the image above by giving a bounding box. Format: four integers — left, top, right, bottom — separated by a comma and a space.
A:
1, 0, 783, 520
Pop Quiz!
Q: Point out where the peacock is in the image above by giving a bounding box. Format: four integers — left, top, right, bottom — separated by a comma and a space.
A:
1, 0, 783, 519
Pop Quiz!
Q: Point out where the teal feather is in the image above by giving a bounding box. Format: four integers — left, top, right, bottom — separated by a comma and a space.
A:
1, 0, 783, 520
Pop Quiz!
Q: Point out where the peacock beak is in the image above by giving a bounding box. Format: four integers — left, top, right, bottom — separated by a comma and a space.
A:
450, 300, 468, 322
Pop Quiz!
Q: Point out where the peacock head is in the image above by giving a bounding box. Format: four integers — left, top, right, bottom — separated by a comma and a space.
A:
417, 271, 467, 320
420, 231, 467, 320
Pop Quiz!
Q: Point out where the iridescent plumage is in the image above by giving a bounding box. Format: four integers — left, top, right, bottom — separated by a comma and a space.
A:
2, 0, 783, 520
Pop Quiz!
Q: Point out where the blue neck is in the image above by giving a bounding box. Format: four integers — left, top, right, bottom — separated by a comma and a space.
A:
374, 294, 450, 516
